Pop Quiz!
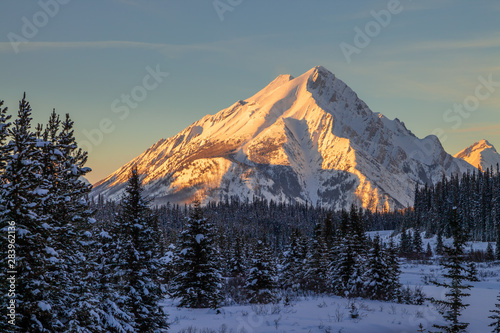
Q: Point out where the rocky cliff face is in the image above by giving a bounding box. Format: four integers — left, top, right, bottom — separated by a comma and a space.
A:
92, 66, 474, 210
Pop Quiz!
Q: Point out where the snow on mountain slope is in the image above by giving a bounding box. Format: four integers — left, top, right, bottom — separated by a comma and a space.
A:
454, 139, 500, 171
92, 66, 475, 210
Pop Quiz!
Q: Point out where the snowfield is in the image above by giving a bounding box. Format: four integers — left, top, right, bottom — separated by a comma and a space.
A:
163, 256, 500, 332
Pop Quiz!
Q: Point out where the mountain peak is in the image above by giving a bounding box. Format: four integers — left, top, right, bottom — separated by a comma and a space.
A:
476, 139, 496, 151
454, 139, 500, 170
92, 65, 475, 211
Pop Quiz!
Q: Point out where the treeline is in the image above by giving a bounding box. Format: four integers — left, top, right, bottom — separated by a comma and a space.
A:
411, 169, 500, 243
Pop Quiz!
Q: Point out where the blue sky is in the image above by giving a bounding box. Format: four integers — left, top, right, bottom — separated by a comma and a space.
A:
1, 0, 499, 183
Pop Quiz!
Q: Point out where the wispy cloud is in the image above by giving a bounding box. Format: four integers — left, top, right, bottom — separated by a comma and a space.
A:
450, 124, 500, 134
0, 40, 232, 56
409, 34, 500, 51
347, 0, 452, 20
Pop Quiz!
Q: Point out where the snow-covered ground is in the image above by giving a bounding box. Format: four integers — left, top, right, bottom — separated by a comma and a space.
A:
163, 238, 500, 333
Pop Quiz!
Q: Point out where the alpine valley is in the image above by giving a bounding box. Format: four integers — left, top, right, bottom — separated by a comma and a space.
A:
92, 66, 478, 211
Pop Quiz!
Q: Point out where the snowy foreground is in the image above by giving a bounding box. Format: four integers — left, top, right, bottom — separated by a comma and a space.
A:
164, 235, 500, 333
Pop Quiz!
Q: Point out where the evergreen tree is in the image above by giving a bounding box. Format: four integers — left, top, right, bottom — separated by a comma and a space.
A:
426, 242, 434, 258
245, 239, 277, 304
490, 292, 500, 333
0, 95, 58, 331
304, 221, 329, 293
400, 229, 413, 257
331, 209, 366, 298
496, 228, 500, 260
281, 229, 305, 291
430, 207, 474, 333
436, 230, 444, 256
363, 235, 391, 300
386, 237, 402, 301
486, 243, 495, 261
115, 169, 168, 331
413, 228, 424, 258
171, 200, 223, 308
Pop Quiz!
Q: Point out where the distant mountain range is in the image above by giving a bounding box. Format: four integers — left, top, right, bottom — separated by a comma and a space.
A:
92, 66, 487, 210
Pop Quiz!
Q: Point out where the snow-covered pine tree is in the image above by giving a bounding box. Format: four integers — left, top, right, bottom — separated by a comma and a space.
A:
436, 230, 444, 256
245, 239, 277, 304
228, 233, 246, 279
348, 206, 367, 297
281, 228, 305, 292
115, 169, 169, 331
35, 111, 100, 331
486, 242, 495, 261
430, 207, 474, 333
426, 243, 434, 258
399, 229, 413, 257
331, 208, 366, 298
93, 217, 135, 333
171, 200, 223, 309
386, 237, 402, 300
413, 228, 424, 259
363, 235, 391, 300
490, 292, 500, 333
304, 221, 329, 293
0, 94, 58, 331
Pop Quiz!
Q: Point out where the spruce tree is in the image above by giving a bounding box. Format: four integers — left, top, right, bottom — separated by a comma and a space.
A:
363, 235, 391, 300
496, 227, 500, 260
115, 169, 169, 331
245, 239, 277, 304
430, 207, 474, 333
413, 228, 424, 259
304, 221, 329, 293
0, 94, 58, 331
171, 200, 223, 308
486, 243, 495, 261
281, 229, 305, 291
436, 230, 444, 256
490, 292, 500, 333
386, 237, 402, 300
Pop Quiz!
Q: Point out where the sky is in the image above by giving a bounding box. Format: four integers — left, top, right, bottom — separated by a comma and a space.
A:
1, 0, 499, 184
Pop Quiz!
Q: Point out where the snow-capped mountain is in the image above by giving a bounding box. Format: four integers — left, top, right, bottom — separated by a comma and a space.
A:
92, 66, 474, 210
454, 139, 500, 171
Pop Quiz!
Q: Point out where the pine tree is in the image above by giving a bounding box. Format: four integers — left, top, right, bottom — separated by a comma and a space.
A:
245, 239, 277, 304
426, 243, 434, 258
304, 221, 329, 293
281, 229, 305, 291
413, 228, 424, 259
490, 292, 500, 333
400, 229, 413, 257
331, 209, 366, 298
363, 235, 391, 300
115, 169, 169, 331
0, 94, 59, 331
171, 200, 223, 308
430, 207, 474, 333
486, 243, 495, 261
386, 237, 402, 301
436, 230, 444, 256
496, 227, 500, 260
41, 112, 98, 332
